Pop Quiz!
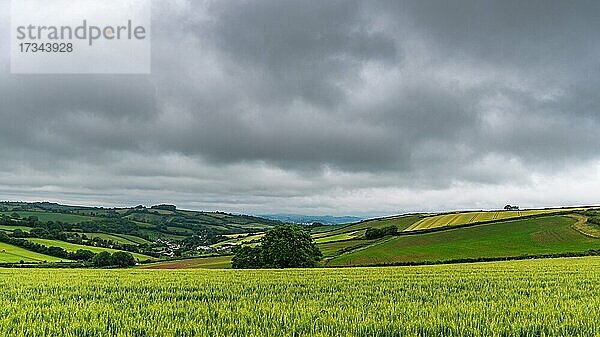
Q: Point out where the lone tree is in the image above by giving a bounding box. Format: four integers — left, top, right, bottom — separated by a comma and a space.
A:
232, 225, 322, 269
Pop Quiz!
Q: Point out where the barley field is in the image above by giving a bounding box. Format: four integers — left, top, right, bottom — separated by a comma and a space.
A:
1, 257, 599, 336
404, 209, 570, 232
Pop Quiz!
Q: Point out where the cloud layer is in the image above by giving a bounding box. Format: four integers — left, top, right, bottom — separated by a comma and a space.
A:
1, 0, 600, 216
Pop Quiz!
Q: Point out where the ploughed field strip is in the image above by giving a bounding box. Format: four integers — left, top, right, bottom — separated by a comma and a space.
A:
404, 209, 575, 232
1, 257, 600, 336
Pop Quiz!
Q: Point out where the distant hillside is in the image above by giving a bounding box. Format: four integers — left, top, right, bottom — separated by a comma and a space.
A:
311, 207, 600, 267
260, 214, 363, 225
326, 215, 600, 266
1, 202, 599, 269
0, 201, 281, 264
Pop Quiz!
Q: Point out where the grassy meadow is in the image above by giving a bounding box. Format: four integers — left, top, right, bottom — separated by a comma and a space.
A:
27, 238, 155, 261
0, 257, 599, 336
0, 211, 98, 224
327, 215, 600, 266
140, 256, 233, 269
0, 242, 65, 263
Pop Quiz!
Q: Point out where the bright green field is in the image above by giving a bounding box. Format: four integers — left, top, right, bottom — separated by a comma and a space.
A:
0, 225, 32, 232
328, 215, 600, 266
140, 256, 233, 269
0, 242, 66, 263
0, 211, 97, 223
115, 233, 152, 245
404, 208, 586, 232
211, 233, 265, 248
78, 233, 140, 245
1, 257, 600, 336
317, 239, 378, 257
27, 239, 155, 261
314, 231, 362, 243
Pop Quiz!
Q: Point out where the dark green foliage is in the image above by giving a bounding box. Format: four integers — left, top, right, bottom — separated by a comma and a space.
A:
70, 249, 96, 261
588, 216, 600, 226
365, 225, 398, 239
151, 204, 177, 211
93, 252, 113, 267
92, 251, 136, 267
231, 246, 263, 269
232, 225, 322, 269
110, 252, 137, 267
0, 231, 68, 259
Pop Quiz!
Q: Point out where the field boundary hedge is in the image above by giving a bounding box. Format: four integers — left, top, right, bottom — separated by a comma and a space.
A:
324, 249, 600, 268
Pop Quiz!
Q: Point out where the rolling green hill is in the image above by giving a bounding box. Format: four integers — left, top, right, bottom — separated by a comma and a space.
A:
1, 201, 599, 268
27, 238, 156, 261
326, 215, 600, 266
404, 208, 584, 232
0, 201, 282, 264
71, 232, 145, 245
0, 242, 67, 263
0, 211, 98, 224
0, 202, 280, 238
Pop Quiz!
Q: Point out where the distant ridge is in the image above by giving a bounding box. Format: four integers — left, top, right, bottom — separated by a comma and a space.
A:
260, 214, 364, 225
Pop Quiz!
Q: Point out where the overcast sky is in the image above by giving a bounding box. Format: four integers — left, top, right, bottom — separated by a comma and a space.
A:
1, 0, 600, 216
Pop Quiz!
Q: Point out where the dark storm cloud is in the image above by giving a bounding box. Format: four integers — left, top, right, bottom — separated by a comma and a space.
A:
207, 0, 399, 107
1, 0, 600, 214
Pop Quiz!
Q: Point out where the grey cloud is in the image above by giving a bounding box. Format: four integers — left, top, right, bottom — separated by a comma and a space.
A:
0, 0, 600, 214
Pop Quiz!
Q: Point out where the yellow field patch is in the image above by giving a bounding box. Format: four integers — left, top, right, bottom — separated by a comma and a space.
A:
404, 208, 583, 232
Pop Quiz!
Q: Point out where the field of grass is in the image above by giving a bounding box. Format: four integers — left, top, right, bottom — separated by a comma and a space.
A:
211, 233, 265, 248
309, 224, 348, 234
313, 215, 420, 239
328, 215, 600, 266
78, 233, 140, 245
0, 211, 97, 224
27, 239, 156, 261
314, 231, 363, 243
317, 239, 378, 257
141, 256, 232, 269
137, 229, 186, 241
0, 225, 32, 232
0, 242, 66, 263
0, 257, 599, 336
116, 233, 152, 245
404, 208, 578, 232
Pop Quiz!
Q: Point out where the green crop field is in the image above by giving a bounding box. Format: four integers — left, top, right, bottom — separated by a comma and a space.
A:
115, 233, 152, 245
314, 231, 363, 243
0, 211, 97, 224
0, 225, 33, 232
404, 209, 577, 232
0, 242, 66, 263
27, 238, 156, 261
141, 256, 232, 269
78, 233, 140, 245
0, 257, 599, 336
327, 215, 600, 266
317, 239, 378, 257
211, 233, 265, 248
